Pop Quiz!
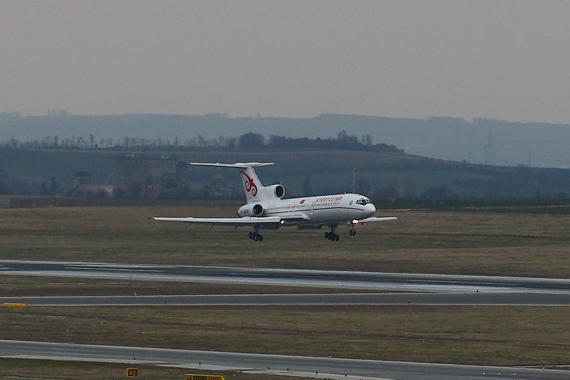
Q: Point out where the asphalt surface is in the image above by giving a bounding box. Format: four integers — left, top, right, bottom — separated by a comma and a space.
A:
1, 340, 568, 380
2, 259, 570, 293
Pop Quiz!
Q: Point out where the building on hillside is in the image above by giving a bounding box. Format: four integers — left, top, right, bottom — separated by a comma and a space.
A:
108, 153, 187, 188
73, 171, 92, 187
200, 174, 238, 199
69, 184, 128, 198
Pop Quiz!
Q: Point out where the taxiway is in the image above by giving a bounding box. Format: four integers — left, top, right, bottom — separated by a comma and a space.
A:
1, 339, 568, 380
2, 260, 570, 294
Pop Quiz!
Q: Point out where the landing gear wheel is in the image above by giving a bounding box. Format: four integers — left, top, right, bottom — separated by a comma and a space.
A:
249, 231, 263, 242
327, 232, 339, 241
325, 227, 339, 242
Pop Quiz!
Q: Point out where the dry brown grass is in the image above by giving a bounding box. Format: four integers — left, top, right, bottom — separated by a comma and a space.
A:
2, 305, 570, 366
0, 358, 306, 380
1, 206, 570, 276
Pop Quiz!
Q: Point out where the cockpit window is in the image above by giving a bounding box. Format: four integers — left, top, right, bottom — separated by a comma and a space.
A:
356, 197, 371, 205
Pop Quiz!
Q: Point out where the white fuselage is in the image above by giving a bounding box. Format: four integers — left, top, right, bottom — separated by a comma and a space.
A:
237, 193, 376, 226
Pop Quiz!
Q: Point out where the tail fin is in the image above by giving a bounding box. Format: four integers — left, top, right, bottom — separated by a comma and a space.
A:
186, 162, 274, 203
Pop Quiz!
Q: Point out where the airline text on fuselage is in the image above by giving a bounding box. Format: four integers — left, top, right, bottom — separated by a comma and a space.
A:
314, 196, 343, 203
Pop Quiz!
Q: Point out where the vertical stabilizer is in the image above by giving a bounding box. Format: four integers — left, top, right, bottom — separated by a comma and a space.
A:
239, 166, 264, 203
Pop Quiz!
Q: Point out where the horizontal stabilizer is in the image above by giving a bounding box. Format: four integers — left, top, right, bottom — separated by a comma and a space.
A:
186, 162, 274, 169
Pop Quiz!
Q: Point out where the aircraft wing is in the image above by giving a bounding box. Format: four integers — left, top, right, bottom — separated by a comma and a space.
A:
150, 216, 283, 228
276, 212, 311, 224
357, 216, 397, 223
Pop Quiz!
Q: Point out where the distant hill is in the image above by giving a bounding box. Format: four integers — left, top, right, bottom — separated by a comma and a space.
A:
1, 147, 570, 200
2, 113, 570, 167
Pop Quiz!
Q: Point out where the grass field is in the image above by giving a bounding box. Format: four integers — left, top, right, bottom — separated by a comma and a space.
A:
2, 305, 570, 367
1, 205, 570, 376
2, 205, 570, 277
0, 358, 307, 380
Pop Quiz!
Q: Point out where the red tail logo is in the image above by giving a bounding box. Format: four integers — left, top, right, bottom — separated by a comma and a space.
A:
240, 171, 258, 196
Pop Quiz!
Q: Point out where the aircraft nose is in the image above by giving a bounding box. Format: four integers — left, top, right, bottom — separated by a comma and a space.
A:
365, 203, 376, 217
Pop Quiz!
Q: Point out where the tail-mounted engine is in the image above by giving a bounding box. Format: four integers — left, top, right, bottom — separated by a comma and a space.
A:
237, 184, 284, 217
238, 203, 267, 217
250, 184, 285, 201
252, 204, 265, 216
264, 184, 285, 199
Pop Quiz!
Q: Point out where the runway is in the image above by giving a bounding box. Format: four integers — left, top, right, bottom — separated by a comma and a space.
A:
2, 259, 570, 294
1, 340, 568, 380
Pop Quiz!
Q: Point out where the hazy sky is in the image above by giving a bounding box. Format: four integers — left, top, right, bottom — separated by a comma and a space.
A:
2, 1, 570, 124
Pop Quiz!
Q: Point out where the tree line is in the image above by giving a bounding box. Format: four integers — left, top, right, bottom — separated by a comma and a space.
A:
1, 130, 403, 153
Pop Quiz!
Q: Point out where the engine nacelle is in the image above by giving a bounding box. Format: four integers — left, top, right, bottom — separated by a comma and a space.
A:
252, 184, 285, 201
238, 203, 266, 217
252, 204, 265, 216
265, 184, 285, 199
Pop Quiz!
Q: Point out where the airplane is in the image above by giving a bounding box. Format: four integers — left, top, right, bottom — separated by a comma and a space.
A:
150, 162, 396, 242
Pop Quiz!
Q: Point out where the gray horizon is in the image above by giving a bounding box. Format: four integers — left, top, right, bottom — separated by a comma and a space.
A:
1, 1, 570, 125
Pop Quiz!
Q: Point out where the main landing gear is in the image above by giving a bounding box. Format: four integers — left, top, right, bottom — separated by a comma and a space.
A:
249, 230, 263, 242
324, 226, 340, 242
325, 227, 357, 241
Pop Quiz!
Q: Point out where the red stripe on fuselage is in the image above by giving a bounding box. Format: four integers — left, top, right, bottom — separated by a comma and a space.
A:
266, 206, 365, 216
